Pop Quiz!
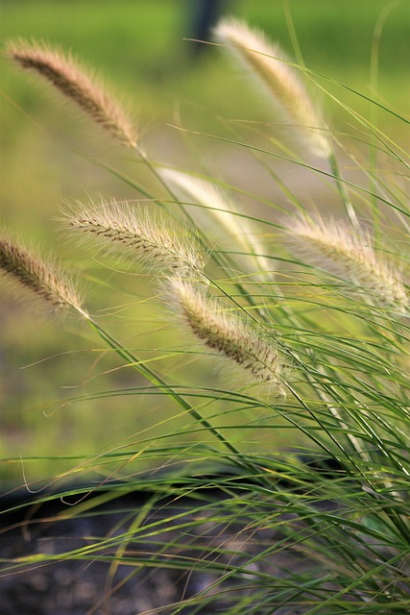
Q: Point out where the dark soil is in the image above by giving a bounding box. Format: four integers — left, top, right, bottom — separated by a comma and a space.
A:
0, 481, 313, 615
3, 460, 401, 615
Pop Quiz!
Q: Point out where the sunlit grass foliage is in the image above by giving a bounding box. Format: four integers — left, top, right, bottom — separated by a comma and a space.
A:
1, 12, 409, 614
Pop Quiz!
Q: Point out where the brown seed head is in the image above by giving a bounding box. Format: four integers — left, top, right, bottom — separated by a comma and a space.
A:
169, 278, 283, 384
0, 236, 85, 314
65, 200, 204, 275
6, 39, 137, 149
214, 18, 331, 158
287, 214, 409, 314
160, 168, 273, 278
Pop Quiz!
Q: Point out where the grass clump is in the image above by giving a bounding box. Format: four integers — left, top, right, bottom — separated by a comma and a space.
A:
1, 14, 409, 615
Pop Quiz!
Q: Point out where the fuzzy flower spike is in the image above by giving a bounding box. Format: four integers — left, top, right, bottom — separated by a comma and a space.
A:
65, 200, 204, 276
6, 39, 137, 149
214, 17, 331, 158
287, 214, 409, 314
169, 277, 283, 386
160, 169, 273, 278
0, 236, 85, 316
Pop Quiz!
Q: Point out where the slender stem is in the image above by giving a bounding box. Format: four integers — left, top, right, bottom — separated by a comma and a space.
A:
75, 309, 263, 477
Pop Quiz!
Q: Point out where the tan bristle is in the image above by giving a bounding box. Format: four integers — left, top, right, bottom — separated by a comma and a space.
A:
160, 169, 273, 278
287, 214, 409, 314
0, 237, 84, 314
65, 200, 204, 275
6, 39, 137, 149
169, 278, 283, 384
214, 18, 331, 158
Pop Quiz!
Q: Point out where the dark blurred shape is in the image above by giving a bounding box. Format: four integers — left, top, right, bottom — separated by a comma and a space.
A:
189, 0, 228, 57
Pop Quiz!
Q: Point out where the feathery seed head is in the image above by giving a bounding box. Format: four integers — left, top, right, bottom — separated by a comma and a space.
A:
5, 39, 137, 149
65, 200, 204, 275
287, 214, 409, 314
214, 18, 331, 158
169, 277, 283, 384
160, 168, 273, 278
0, 236, 85, 315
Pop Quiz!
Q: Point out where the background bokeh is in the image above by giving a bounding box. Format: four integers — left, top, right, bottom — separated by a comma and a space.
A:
1, 0, 409, 482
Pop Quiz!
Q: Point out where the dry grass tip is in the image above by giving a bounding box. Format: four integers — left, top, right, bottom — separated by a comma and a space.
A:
6, 39, 137, 149
0, 236, 85, 315
169, 277, 283, 385
214, 17, 331, 158
286, 214, 409, 314
65, 200, 204, 275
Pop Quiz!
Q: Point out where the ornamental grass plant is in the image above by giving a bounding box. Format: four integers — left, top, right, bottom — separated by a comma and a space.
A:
1, 14, 409, 615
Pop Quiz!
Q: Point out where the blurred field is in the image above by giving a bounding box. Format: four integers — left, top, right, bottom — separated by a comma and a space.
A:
1, 0, 409, 481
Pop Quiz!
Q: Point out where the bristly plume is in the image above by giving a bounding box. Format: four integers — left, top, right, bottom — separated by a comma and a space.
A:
160, 168, 273, 279
6, 39, 137, 149
214, 17, 331, 158
286, 214, 409, 314
169, 277, 283, 385
64, 200, 204, 275
0, 236, 85, 315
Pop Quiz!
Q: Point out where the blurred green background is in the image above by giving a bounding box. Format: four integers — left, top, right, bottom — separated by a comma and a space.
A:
1, 0, 409, 482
